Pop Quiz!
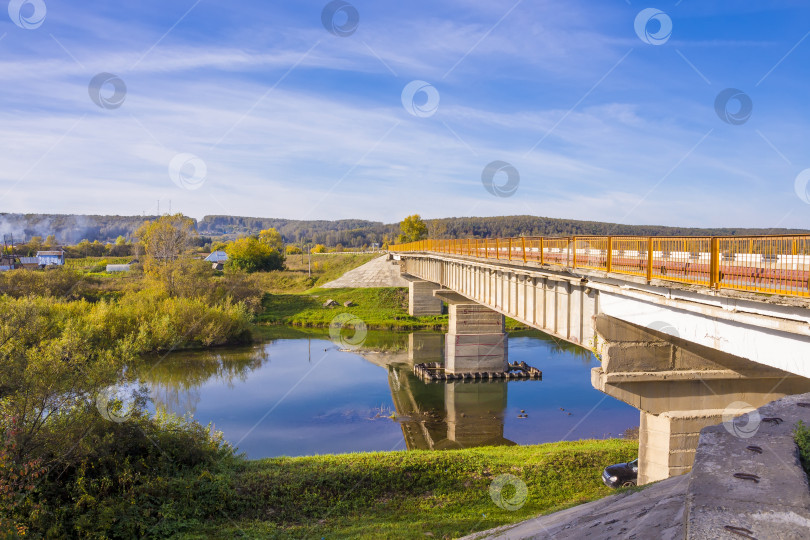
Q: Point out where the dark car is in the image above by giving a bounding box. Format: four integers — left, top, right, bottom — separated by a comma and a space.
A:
602, 458, 638, 488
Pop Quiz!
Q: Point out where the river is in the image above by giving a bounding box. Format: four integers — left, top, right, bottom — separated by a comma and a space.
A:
138, 328, 639, 458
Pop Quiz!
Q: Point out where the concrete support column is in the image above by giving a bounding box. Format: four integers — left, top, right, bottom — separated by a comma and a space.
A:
638, 410, 721, 485
445, 303, 507, 374
408, 280, 443, 316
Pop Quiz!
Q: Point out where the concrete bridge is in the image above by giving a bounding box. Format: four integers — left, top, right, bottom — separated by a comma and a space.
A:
389, 235, 810, 484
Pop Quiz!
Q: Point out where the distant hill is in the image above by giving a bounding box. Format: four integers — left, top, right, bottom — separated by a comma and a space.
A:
0, 213, 806, 247
0, 213, 160, 245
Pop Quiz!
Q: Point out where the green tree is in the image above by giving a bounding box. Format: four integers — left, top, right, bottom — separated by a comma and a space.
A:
226, 237, 284, 273
114, 235, 127, 246
398, 214, 427, 244
27, 236, 43, 255
44, 235, 57, 247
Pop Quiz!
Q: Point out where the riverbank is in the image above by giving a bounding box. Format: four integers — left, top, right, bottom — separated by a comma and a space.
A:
185, 439, 638, 539
257, 287, 527, 331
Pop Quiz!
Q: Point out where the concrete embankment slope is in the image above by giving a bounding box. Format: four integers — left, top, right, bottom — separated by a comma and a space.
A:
464, 392, 810, 539
320, 255, 408, 288
462, 473, 688, 539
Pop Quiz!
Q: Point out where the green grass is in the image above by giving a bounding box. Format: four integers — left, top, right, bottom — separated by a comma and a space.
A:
257, 287, 526, 331
64, 256, 133, 272
257, 287, 446, 330
183, 439, 638, 539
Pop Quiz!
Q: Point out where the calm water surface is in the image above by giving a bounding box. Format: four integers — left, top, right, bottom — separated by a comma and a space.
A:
139, 330, 638, 458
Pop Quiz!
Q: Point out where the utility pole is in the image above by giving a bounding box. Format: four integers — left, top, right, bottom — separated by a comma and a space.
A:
308, 243, 312, 277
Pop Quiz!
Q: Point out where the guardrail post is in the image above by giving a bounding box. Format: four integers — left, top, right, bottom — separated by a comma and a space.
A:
646, 237, 654, 282
572, 236, 577, 269
496, 239, 500, 260
710, 237, 720, 289
522, 237, 527, 264
606, 236, 613, 273
508, 238, 512, 261
540, 238, 544, 265
484, 239, 488, 259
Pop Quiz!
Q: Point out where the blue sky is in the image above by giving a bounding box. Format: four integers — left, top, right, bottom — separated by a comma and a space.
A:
1, 0, 809, 228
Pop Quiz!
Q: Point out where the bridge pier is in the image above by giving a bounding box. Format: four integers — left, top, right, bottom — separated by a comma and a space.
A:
593, 314, 810, 485
444, 301, 507, 374
407, 279, 443, 316
638, 410, 720, 484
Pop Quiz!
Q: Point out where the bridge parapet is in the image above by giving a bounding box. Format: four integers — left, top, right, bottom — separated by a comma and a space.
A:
392, 233, 810, 298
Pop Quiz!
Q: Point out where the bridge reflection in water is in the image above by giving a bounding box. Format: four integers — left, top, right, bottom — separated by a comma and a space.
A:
387, 333, 515, 450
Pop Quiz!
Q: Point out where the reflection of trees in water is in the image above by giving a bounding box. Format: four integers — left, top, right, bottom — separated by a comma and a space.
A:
138, 345, 269, 416
257, 326, 413, 352
509, 329, 596, 364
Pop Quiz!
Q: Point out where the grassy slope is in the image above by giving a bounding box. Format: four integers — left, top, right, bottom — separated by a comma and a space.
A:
185, 439, 638, 539
257, 287, 527, 331
257, 287, 446, 329
255, 253, 379, 293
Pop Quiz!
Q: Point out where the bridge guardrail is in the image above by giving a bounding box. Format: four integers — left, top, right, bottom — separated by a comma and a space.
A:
390, 234, 810, 298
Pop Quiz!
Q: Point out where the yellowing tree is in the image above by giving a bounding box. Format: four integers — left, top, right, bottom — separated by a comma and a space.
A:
136, 214, 195, 265
258, 228, 283, 251
398, 214, 427, 244
311, 244, 326, 253
226, 237, 284, 272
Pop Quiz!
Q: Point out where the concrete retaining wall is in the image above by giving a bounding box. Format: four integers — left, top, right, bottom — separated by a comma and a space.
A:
685, 392, 810, 539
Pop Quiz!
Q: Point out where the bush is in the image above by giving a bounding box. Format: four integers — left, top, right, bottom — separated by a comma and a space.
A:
795, 420, 810, 478
15, 411, 239, 538
226, 238, 285, 273
0, 417, 45, 538
0, 267, 92, 299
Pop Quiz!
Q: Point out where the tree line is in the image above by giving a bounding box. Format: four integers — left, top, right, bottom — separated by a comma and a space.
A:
2, 212, 807, 250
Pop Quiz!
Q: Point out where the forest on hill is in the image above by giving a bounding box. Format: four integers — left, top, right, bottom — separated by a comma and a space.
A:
1, 212, 807, 248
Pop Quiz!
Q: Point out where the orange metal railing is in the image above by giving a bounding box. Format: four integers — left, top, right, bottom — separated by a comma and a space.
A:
391, 234, 810, 298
